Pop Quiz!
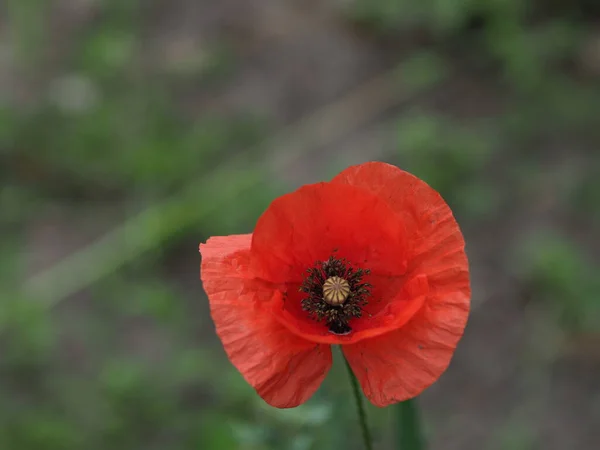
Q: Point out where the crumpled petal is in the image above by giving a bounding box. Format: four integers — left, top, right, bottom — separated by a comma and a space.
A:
332, 162, 467, 269
335, 162, 470, 405
200, 234, 332, 408
342, 288, 469, 406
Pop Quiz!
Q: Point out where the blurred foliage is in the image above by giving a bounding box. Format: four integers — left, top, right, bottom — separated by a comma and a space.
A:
518, 233, 600, 333
1, 0, 599, 449
395, 113, 499, 219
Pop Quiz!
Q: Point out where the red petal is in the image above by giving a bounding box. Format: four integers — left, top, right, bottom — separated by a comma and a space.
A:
332, 162, 467, 269
342, 287, 469, 406
200, 235, 332, 408
334, 162, 470, 405
250, 182, 409, 284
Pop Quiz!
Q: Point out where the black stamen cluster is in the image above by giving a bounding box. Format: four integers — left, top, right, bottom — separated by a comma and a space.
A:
299, 254, 372, 335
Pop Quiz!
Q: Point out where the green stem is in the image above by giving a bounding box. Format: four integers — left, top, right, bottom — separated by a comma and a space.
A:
343, 355, 373, 450
395, 398, 425, 450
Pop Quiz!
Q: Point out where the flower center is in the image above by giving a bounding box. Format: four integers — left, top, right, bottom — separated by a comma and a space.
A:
299, 254, 372, 335
323, 276, 350, 306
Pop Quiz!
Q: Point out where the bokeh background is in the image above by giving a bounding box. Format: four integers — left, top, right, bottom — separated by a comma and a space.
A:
1, 0, 600, 449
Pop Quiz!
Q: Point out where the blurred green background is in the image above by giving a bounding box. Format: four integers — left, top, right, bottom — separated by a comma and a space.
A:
1, 0, 599, 449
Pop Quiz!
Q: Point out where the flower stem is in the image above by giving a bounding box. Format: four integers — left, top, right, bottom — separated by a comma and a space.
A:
343, 355, 373, 450
395, 398, 425, 450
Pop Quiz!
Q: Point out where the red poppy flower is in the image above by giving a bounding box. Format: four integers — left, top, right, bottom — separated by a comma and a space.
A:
200, 162, 470, 408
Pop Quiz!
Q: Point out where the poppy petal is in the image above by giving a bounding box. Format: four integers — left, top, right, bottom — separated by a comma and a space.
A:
250, 182, 409, 285
332, 161, 466, 266
200, 235, 332, 408
335, 162, 470, 405
342, 287, 469, 406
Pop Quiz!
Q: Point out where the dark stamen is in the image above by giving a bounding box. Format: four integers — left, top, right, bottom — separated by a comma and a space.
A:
299, 255, 372, 335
